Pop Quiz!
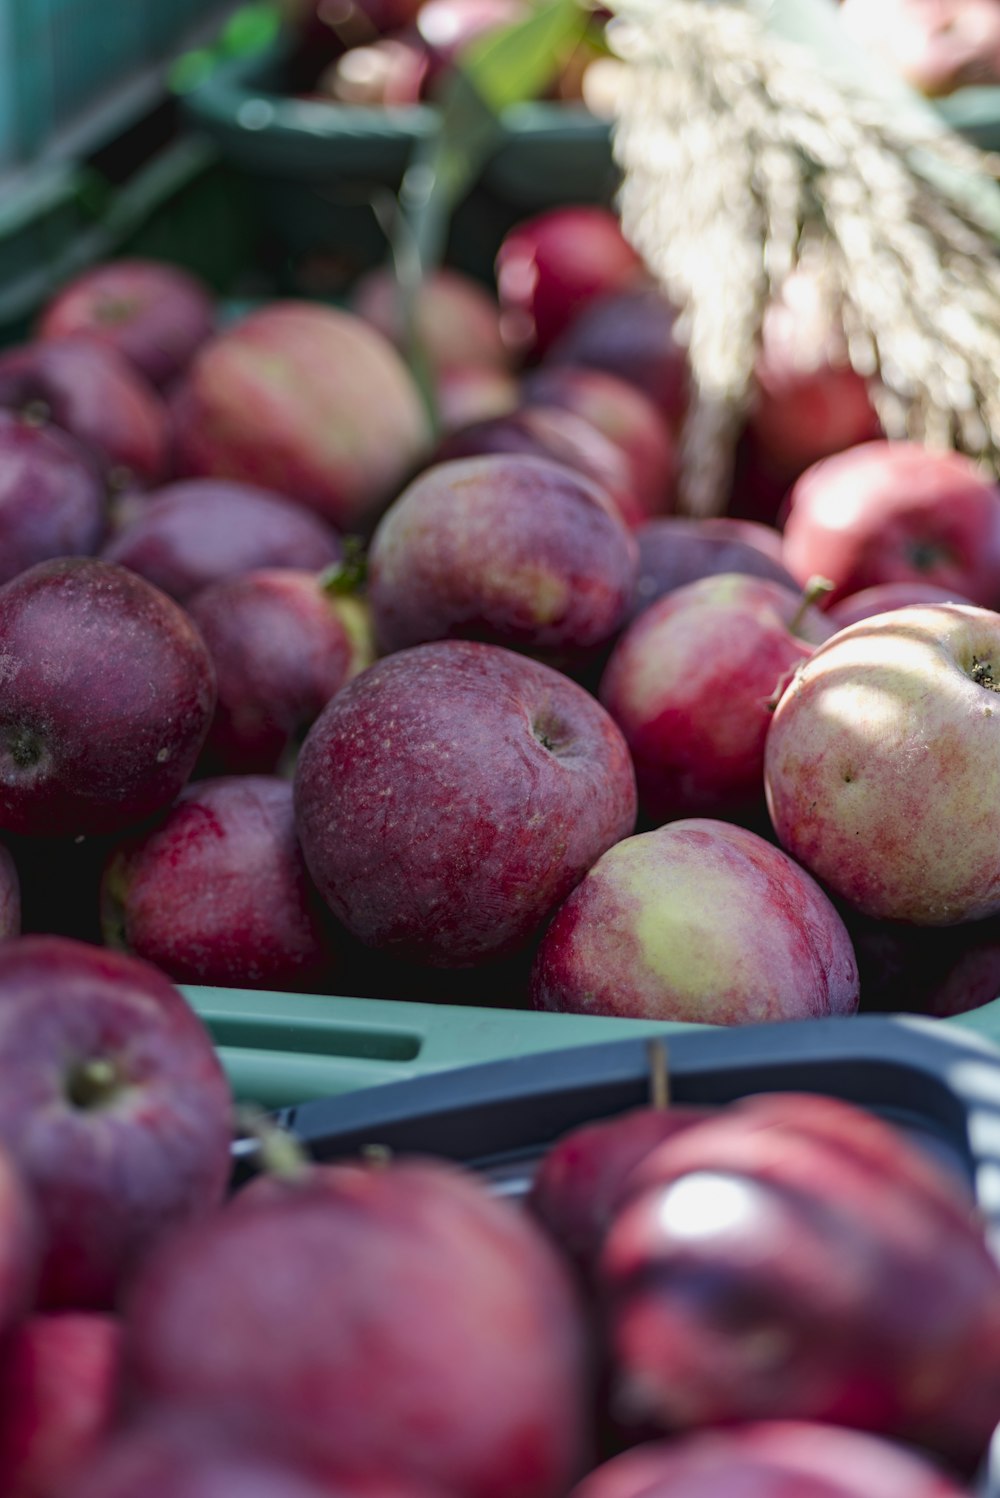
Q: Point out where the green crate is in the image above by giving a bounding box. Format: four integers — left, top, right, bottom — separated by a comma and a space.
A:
182, 983, 1000, 1109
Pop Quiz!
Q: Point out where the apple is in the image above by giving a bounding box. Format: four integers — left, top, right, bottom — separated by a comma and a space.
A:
436, 364, 519, 432
764, 602, 1000, 923
0, 1145, 36, 1343
628, 516, 798, 622
186, 568, 374, 774
0, 1313, 123, 1498
0, 412, 107, 586
600, 575, 834, 824
570, 1423, 971, 1498
102, 479, 343, 603
530, 818, 859, 1023
349, 266, 509, 374
171, 302, 431, 534
544, 287, 689, 432
0, 935, 233, 1309
598, 1092, 1000, 1466
0, 558, 216, 839
782, 441, 1000, 607
0, 340, 169, 491
294, 640, 637, 966
319, 35, 430, 105
848, 904, 1000, 1018
841, 0, 1000, 96
37, 259, 214, 390
496, 207, 646, 362
828, 581, 977, 629
367, 455, 638, 662
434, 406, 646, 528
0, 843, 18, 941
520, 367, 677, 519
125, 1157, 589, 1498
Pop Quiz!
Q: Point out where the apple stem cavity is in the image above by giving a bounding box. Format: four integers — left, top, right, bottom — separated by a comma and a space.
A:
320, 536, 368, 598
66, 1057, 123, 1112
7, 725, 42, 770
20, 400, 50, 428
235, 1104, 310, 1182
972, 656, 1000, 693
788, 575, 835, 638
646, 1038, 671, 1110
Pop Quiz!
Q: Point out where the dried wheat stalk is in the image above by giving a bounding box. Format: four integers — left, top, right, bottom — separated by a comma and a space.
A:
608, 0, 1000, 516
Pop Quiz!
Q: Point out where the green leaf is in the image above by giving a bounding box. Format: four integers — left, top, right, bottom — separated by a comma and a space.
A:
459, 0, 588, 116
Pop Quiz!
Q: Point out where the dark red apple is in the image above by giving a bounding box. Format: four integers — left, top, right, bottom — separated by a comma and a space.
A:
102, 479, 343, 603
0, 558, 216, 838
628, 516, 798, 622
0, 935, 233, 1309
0, 340, 169, 490
0, 842, 18, 940
366, 455, 638, 662
186, 569, 373, 774
570, 1423, 972, 1498
350, 266, 509, 374
520, 367, 677, 518
827, 581, 977, 629
782, 441, 1000, 607
172, 302, 431, 533
101, 777, 340, 992
37, 260, 214, 391
0, 1145, 36, 1342
848, 904, 1000, 1018
0, 1313, 123, 1498
0, 413, 106, 587
495, 207, 646, 361
294, 640, 637, 966
544, 287, 689, 431
126, 1157, 589, 1498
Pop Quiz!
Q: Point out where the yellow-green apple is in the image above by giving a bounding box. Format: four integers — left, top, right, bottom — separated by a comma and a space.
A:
520, 367, 677, 518
0, 1313, 123, 1498
0, 935, 233, 1308
828, 581, 976, 629
172, 303, 431, 533
0, 558, 216, 839
599, 575, 833, 824
530, 818, 859, 1023
349, 266, 509, 374
628, 517, 796, 622
125, 1157, 589, 1498
496, 207, 646, 362
0, 413, 107, 586
765, 602, 1000, 923
37, 259, 214, 390
103, 479, 342, 603
186, 569, 373, 773
367, 455, 638, 663
782, 441, 1000, 607
101, 777, 340, 992
0, 340, 169, 491
294, 640, 637, 966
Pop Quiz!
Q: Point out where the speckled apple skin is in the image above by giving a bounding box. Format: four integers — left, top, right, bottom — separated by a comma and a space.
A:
764, 603, 1000, 924
368, 455, 638, 659
294, 640, 637, 967
530, 819, 859, 1023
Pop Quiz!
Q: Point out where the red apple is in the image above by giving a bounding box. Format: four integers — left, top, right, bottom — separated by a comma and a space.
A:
544, 287, 689, 431
765, 602, 1000, 923
0, 1146, 36, 1343
827, 580, 977, 628
628, 516, 799, 622
37, 260, 214, 390
600, 575, 833, 823
0, 1313, 123, 1498
0, 340, 169, 491
436, 364, 519, 432
530, 818, 859, 1023
0, 558, 216, 838
520, 366, 677, 518
782, 441, 1000, 607
172, 302, 431, 533
350, 267, 509, 374
186, 569, 373, 774
849, 904, 1000, 1018
0, 413, 106, 586
367, 455, 638, 662
101, 777, 340, 992
496, 207, 646, 362
294, 640, 637, 966
0, 935, 233, 1309
102, 479, 343, 603
571, 1424, 971, 1498
0, 843, 18, 941
126, 1158, 589, 1498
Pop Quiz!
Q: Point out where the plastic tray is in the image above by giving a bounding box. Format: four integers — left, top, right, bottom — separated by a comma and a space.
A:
185, 982, 1000, 1109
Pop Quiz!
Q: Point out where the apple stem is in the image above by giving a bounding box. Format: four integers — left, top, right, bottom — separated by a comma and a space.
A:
320, 536, 368, 598
235, 1104, 311, 1182
787, 575, 835, 638
647, 1038, 671, 1110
